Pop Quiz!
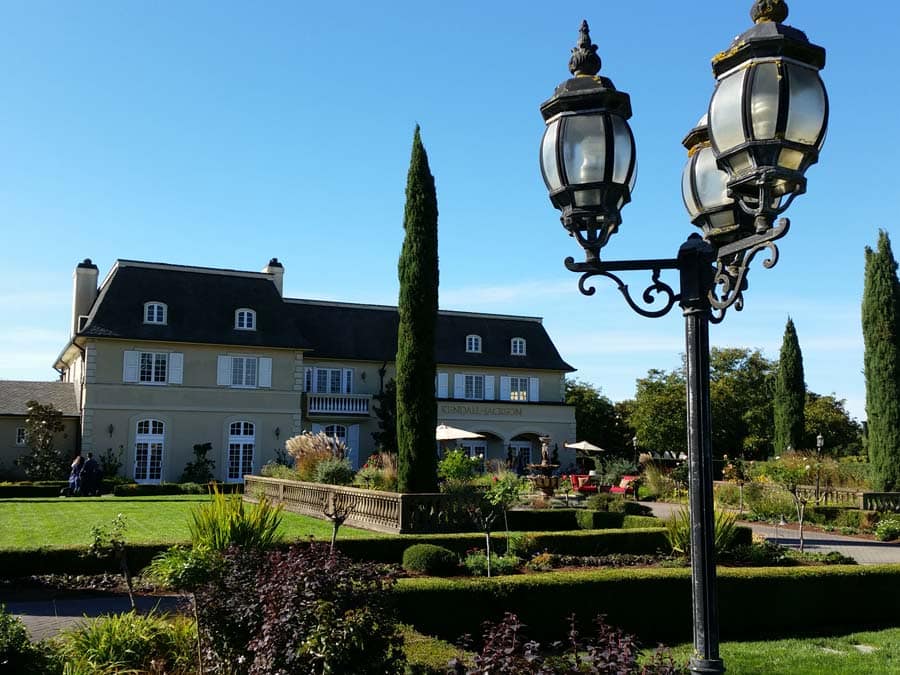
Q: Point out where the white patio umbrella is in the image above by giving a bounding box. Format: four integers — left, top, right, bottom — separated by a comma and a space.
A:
435, 424, 485, 441
564, 440, 607, 454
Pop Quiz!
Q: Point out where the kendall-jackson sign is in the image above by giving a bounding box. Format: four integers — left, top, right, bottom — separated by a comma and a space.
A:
440, 404, 523, 417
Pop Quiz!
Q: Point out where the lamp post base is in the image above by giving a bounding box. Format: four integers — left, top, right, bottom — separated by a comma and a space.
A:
689, 657, 725, 674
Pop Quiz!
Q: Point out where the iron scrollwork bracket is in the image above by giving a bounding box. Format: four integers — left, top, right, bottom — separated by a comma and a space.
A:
708, 217, 790, 323
564, 256, 681, 318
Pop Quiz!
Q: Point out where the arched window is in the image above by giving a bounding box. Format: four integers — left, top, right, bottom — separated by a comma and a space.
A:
466, 335, 482, 353
511, 337, 526, 356
228, 421, 255, 481
235, 308, 256, 331
144, 302, 167, 325
134, 419, 165, 483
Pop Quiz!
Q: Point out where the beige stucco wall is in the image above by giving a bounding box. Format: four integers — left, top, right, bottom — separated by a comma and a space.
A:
0, 417, 80, 479
80, 339, 304, 482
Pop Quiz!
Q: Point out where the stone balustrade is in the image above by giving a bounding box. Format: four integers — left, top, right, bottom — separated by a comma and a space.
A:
243, 475, 480, 534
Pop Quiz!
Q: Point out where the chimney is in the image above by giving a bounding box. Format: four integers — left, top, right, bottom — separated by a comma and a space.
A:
263, 257, 284, 296
71, 258, 99, 336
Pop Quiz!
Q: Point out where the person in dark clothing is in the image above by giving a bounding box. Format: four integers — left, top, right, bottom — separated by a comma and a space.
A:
82, 452, 101, 496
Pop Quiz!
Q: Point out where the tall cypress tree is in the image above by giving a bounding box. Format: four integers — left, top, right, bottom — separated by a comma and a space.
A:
862, 230, 900, 491
773, 317, 806, 453
396, 126, 439, 493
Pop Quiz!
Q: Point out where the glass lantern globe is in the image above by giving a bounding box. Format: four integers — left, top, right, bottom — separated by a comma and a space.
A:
539, 21, 636, 261
681, 115, 754, 246
706, 1, 827, 231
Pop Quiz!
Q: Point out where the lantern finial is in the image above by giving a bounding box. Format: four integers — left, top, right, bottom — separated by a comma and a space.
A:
750, 0, 788, 24
568, 20, 601, 77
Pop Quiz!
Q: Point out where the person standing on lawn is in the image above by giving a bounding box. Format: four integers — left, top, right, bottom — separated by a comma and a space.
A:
81, 452, 101, 496
67, 454, 84, 496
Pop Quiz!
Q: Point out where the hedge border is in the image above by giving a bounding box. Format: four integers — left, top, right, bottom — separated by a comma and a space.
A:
0, 544, 173, 576
394, 564, 900, 644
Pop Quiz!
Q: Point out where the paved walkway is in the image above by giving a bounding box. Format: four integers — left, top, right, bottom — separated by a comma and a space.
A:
641, 501, 900, 565
1, 591, 188, 640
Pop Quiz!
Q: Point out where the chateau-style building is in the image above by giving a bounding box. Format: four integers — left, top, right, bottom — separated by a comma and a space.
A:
5, 257, 577, 483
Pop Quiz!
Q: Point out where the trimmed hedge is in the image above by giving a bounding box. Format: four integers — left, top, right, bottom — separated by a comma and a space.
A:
621, 515, 663, 529
112, 482, 241, 496
575, 510, 625, 529
0, 480, 118, 498
505, 509, 662, 532
336, 529, 670, 563
0, 544, 172, 577
394, 564, 900, 644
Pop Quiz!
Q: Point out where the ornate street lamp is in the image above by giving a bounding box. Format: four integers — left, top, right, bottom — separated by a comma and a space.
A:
539, 4, 827, 674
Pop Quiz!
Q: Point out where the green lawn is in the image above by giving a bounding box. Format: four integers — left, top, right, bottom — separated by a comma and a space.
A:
666, 628, 900, 674
0, 495, 384, 549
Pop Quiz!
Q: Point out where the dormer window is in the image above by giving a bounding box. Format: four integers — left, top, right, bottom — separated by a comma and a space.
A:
511, 337, 526, 356
235, 308, 256, 331
144, 302, 167, 325
466, 335, 482, 353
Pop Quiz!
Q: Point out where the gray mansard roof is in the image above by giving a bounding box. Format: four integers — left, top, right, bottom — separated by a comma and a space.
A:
74, 261, 575, 372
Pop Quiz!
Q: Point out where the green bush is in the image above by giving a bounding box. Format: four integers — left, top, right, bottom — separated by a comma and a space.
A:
402, 544, 459, 576
584, 492, 652, 516
260, 460, 301, 480
875, 517, 900, 541
189, 488, 283, 551
505, 509, 579, 531
314, 457, 354, 485
575, 510, 625, 529
665, 508, 743, 557
714, 482, 743, 508
0, 479, 118, 498
0, 603, 41, 671
462, 550, 520, 576
179, 442, 216, 483
145, 545, 223, 590
393, 565, 900, 645
744, 481, 796, 520
437, 449, 479, 488
56, 610, 197, 674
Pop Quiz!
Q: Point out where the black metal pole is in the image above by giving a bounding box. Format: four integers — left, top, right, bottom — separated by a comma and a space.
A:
678, 235, 724, 675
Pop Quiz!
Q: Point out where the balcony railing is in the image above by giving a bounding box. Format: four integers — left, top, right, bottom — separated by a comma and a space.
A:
306, 393, 371, 416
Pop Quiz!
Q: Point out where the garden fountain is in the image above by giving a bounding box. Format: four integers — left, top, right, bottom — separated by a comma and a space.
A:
527, 435, 559, 499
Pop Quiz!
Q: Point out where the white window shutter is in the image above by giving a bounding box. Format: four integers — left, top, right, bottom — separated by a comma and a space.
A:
529, 377, 540, 402
437, 372, 449, 398
304, 367, 312, 392
484, 375, 495, 400
123, 351, 139, 383
453, 374, 464, 398
343, 368, 354, 394
216, 356, 231, 386
348, 425, 360, 469
258, 357, 272, 388
168, 353, 184, 384
312, 367, 319, 393
499, 376, 511, 400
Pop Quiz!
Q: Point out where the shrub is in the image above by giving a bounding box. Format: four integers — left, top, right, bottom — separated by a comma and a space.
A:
189, 487, 283, 551
437, 448, 479, 488
714, 482, 743, 508
356, 451, 399, 492
0, 603, 41, 671
450, 611, 686, 675
506, 509, 579, 531
113, 482, 216, 496
179, 442, 216, 483
622, 515, 663, 529
584, 493, 653, 516
314, 457, 354, 485
56, 610, 196, 673
195, 543, 405, 674
463, 550, 521, 576
145, 545, 223, 590
875, 517, 900, 541
599, 457, 638, 485
402, 544, 459, 576
744, 481, 796, 520
642, 462, 678, 500
260, 461, 301, 481
665, 507, 738, 557
286, 431, 348, 481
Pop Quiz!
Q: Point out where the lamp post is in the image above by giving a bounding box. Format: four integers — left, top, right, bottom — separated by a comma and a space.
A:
815, 432, 825, 503
632, 435, 639, 469
538, 4, 827, 673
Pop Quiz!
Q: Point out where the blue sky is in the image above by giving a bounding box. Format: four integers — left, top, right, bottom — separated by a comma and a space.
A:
1, 1, 897, 424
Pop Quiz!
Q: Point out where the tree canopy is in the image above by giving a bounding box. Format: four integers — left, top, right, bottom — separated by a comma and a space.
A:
564, 379, 633, 457
773, 317, 806, 454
